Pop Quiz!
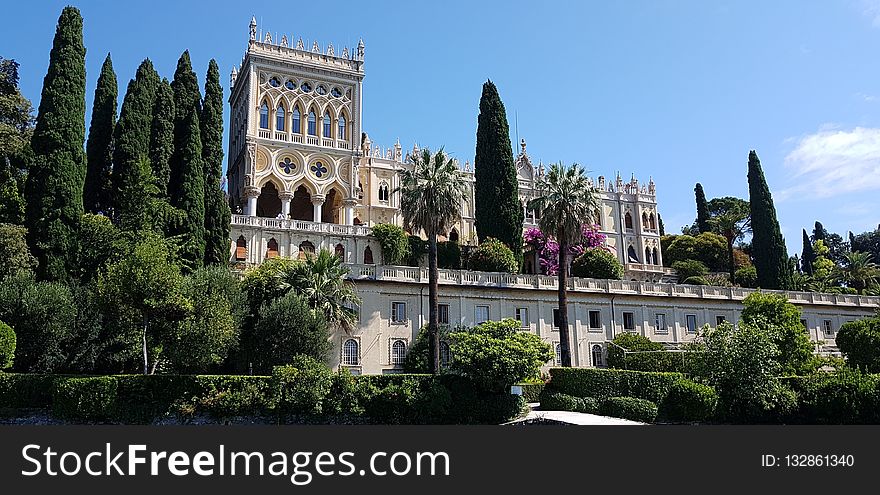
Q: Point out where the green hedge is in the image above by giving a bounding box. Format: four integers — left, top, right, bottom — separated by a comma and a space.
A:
539, 391, 599, 414
783, 372, 880, 424
601, 396, 658, 423
660, 378, 718, 423
547, 367, 683, 404
0, 320, 14, 370
0, 372, 524, 425
518, 382, 545, 403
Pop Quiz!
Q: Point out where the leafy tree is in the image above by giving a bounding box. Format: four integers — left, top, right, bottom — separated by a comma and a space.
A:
836, 318, 880, 373
0, 319, 15, 370
0, 271, 75, 372
0, 222, 37, 280
735, 265, 758, 288
707, 196, 750, 281
201, 59, 231, 265
834, 251, 880, 294
371, 222, 410, 265
449, 319, 552, 393
252, 292, 331, 373
398, 147, 468, 374
149, 78, 174, 199
694, 183, 710, 233
468, 237, 518, 273
84, 53, 117, 214
801, 229, 815, 275
740, 291, 813, 375
437, 240, 461, 269
112, 59, 160, 223
77, 213, 124, 282
170, 106, 205, 271
0, 57, 34, 225
24, 7, 87, 281
474, 80, 523, 262
849, 229, 880, 266
571, 247, 624, 279
671, 259, 708, 281
527, 162, 600, 367
402, 324, 456, 373
280, 249, 361, 334
162, 266, 244, 373
97, 232, 191, 374
747, 150, 791, 290
663, 232, 728, 271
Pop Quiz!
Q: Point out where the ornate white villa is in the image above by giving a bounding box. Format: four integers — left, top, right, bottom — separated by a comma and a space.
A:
226, 19, 878, 374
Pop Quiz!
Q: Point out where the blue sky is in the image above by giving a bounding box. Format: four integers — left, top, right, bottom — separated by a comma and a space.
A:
4, 0, 880, 252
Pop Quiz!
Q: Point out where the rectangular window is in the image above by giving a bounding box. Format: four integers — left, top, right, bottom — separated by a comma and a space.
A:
655, 313, 667, 334
438, 304, 450, 325
391, 302, 407, 324
716, 315, 726, 326
588, 310, 601, 329
515, 307, 529, 328
686, 314, 697, 333
801, 319, 809, 333
623, 312, 635, 331
824, 319, 834, 335
475, 305, 489, 325
553, 308, 562, 328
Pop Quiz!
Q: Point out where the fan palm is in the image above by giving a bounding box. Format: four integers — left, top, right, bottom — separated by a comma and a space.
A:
834, 251, 880, 294
527, 163, 600, 367
397, 147, 469, 374
281, 249, 361, 334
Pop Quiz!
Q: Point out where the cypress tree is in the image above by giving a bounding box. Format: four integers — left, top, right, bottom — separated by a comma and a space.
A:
201, 59, 231, 265
24, 7, 87, 281
149, 78, 174, 198
474, 80, 523, 263
173, 105, 205, 271
658, 213, 665, 236
747, 150, 791, 289
694, 183, 710, 233
84, 53, 116, 214
112, 59, 159, 224
801, 228, 815, 275
169, 50, 202, 204
813, 221, 827, 242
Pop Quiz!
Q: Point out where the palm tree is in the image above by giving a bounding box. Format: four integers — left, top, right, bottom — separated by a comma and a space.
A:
397, 147, 469, 374
528, 163, 600, 367
834, 251, 880, 294
281, 249, 361, 333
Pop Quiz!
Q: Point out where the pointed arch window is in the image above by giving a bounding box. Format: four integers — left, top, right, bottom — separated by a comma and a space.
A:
276, 105, 285, 131
378, 182, 390, 202
259, 102, 269, 129
624, 212, 633, 230
335, 243, 345, 259
267, 238, 279, 259
364, 246, 374, 264
649, 213, 657, 230
323, 111, 332, 137
292, 107, 301, 133
627, 245, 639, 263
652, 247, 659, 266
307, 110, 317, 136
338, 114, 347, 140
645, 247, 652, 265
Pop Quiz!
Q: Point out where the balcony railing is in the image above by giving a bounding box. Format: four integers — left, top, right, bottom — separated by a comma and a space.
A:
231, 215, 372, 236
344, 263, 880, 308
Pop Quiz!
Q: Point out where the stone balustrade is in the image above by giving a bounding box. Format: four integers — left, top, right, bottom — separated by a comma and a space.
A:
231, 214, 372, 236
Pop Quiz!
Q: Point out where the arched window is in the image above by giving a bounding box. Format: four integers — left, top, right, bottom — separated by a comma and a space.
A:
554, 343, 562, 366
276, 105, 285, 131
391, 340, 406, 365
292, 107, 301, 133
652, 248, 659, 266
266, 238, 279, 259
624, 212, 633, 230
439, 342, 451, 368
259, 102, 269, 129
338, 114, 347, 139
642, 212, 649, 229
378, 182, 389, 202
645, 247, 652, 265
307, 110, 317, 136
235, 236, 247, 261
342, 339, 359, 366
335, 243, 345, 259
649, 213, 657, 230
449, 228, 459, 243
627, 245, 639, 263
298, 241, 315, 260
323, 111, 332, 137
592, 344, 604, 367
364, 246, 374, 264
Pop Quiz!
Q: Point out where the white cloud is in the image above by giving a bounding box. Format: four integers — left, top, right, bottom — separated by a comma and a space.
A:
861, 0, 880, 26
780, 126, 880, 200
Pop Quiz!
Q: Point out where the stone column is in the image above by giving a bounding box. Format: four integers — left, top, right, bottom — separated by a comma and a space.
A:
343, 199, 357, 225
312, 194, 325, 223
279, 191, 294, 218
244, 185, 260, 217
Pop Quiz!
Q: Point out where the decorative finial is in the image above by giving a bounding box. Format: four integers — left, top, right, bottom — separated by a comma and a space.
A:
264, 31, 272, 43
465, 160, 471, 171
327, 43, 334, 56
357, 38, 365, 59
249, 16, 257, 40
520, 138, 526, 155
281, 35, 288, 47
343, 47, 350, 58
312, 40, 320, 52
296, 38, 304, 50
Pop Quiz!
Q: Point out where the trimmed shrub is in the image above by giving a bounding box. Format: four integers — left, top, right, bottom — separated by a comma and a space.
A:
836, 317, 880, 373
0, 320, 14, 370
371, 223, 410, 265
671, 259, 708, 281
539, 390, 600, 414
468, 238, 518, 273
271, 355, 333, 415
0, 373, 57, 410
735, 265, 758, 288
546, 367, 682, 404
602, 396, 658, 423
785, 371, 880, 424
52, 376, 118, 422
518, 382, 545, 403
660, 378, 718, 423
682, 275, 710, 285
571, 248, 623, 280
